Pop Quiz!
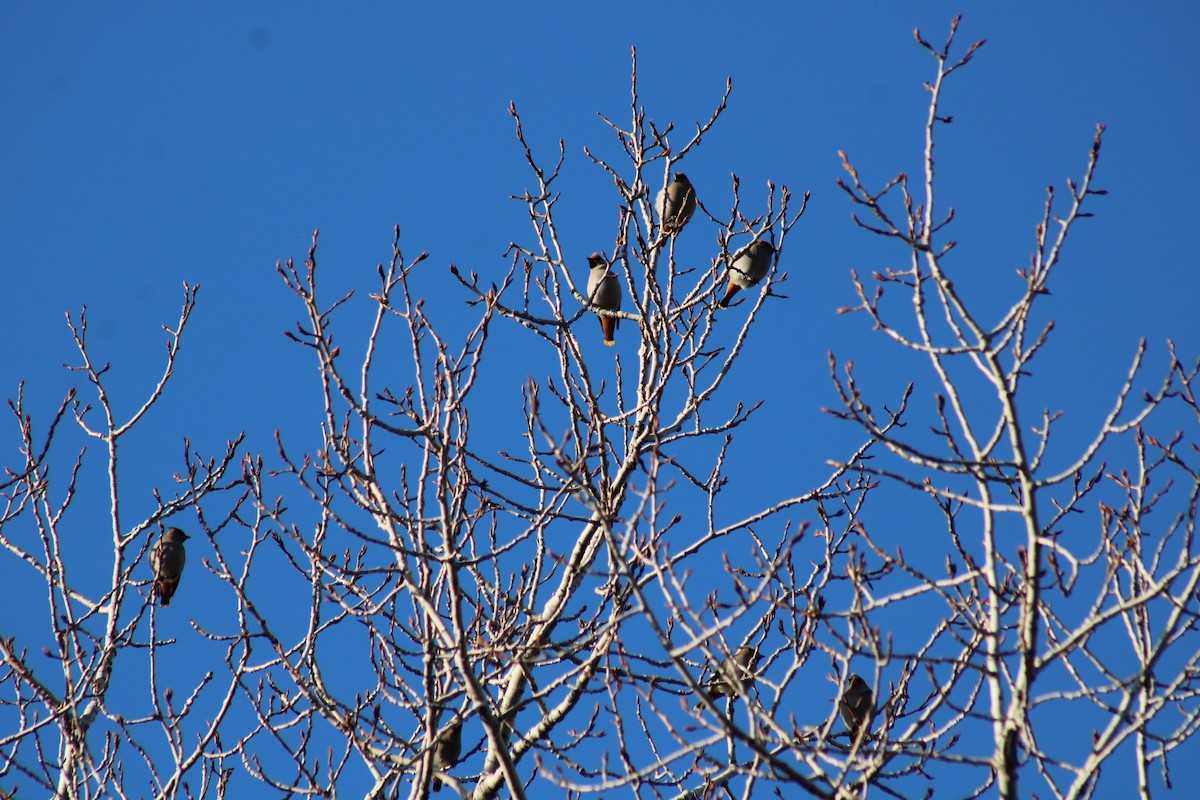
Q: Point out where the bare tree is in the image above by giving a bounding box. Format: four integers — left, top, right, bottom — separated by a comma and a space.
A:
1, 16, 1196, 800
0, 290, 248, 798
821, 18, 1200, 800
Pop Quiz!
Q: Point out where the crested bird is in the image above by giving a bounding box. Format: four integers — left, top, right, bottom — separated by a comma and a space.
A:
839, 673, 874, 739
585, 253, 622, 346
656, 173, 697, 236
150, 527, 190, 606
432, 717, 463, 792
719, 239, 775, 308
695, 645, 759, 710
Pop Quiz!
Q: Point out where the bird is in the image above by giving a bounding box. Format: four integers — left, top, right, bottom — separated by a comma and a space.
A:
694, 645, 759, 710
655, 173, 697, 236
149, 527, 190, 606
839, 674, 874, 739
585, 253, 622, 346
719, 240, 775, 308
432, 717, 463, 793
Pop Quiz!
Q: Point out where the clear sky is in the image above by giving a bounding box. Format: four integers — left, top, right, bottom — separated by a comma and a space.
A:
2, 2, 1197, 797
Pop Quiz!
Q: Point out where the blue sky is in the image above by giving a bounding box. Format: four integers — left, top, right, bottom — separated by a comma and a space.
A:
2, 2, 1198, 797
4, 2, 1196, 474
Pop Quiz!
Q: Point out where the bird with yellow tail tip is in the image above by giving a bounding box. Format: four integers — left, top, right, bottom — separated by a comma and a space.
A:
586, 253, 622, 346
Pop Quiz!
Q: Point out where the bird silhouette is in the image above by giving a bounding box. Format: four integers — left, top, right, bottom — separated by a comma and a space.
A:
695, 645, 759, 710
150, 527, 189, 606
839, 674, 874, 739
656, 173, 697, 236
432, 716, 463, 792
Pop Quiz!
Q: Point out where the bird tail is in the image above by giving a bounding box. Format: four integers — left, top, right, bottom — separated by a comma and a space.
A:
718, 283, 740, 308
155, 579, 175, 606
600, 316, 617, 346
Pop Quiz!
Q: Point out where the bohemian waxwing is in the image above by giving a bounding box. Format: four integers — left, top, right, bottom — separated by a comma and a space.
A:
432, 716, 463, 792
150, 527, 190, 606
839, 674, 874, 738
719, 239, 775, 308
586, 253, 622, 346
695, 645, 759, 710
656, 173, 697, 236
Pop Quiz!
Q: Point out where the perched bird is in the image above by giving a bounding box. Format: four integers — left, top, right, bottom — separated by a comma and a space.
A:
585, 253, 622, 346
150, 527, 190, 606
839, 674, 874, 738
432, 717, 463, 793
695, 645, 759, 710
719, 240, 775, 308
655, 173, 697, 236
